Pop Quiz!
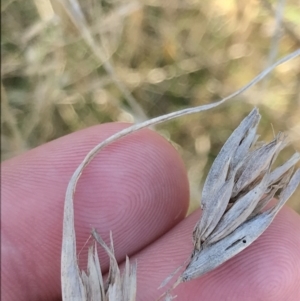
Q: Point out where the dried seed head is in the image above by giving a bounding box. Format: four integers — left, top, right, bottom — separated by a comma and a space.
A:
62, 228, 137, 301
181, 108, 300, 282
82, 230, 137, 301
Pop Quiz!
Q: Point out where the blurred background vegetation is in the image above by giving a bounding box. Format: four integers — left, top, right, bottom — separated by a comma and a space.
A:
1, 0, 300, 213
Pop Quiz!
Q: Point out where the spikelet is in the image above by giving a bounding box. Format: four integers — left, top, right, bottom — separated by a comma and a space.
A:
62, 228, 136, 301
180, 108, 300, 282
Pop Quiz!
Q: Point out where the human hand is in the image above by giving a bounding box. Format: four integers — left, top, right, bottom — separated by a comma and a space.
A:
2, 123, 300, 300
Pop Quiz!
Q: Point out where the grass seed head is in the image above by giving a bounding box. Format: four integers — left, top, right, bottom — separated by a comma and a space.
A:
181, 108, 300, 282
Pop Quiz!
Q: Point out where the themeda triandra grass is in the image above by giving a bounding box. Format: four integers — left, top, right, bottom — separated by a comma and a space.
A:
61, 50, 300, 301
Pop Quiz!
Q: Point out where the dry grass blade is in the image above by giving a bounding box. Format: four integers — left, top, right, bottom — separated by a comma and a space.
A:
206, 174, 269, 244
232, 133, 286, 197
194, 175, 235, 246
193, 108, 260, 248
201, 108, 260, 203
268, 152, 300, 185
83, 245, 105, 300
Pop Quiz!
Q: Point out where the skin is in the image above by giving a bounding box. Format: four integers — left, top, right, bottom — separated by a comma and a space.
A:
1, 123, 300, 301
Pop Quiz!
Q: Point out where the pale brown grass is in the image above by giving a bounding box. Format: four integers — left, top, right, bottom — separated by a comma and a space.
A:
1, 0, 300, 212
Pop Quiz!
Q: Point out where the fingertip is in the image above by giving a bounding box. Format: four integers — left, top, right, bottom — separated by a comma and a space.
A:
2, 122, 189, 300
132, 206, 300, 300
72, 123, 190, 260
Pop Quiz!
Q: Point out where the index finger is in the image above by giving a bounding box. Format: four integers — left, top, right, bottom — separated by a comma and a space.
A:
1, 123, 189, 301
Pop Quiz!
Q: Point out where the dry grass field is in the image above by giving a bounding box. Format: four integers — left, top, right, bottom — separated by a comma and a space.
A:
2, 0, 300, 213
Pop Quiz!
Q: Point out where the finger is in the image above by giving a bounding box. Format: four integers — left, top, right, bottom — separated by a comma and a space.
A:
130, 206, 300, 300
2, 123, 189, 301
